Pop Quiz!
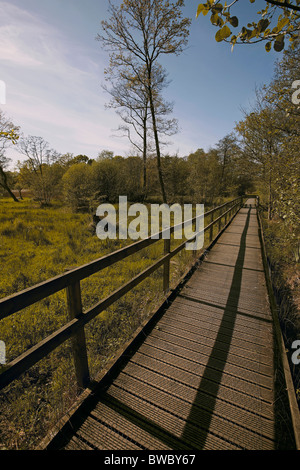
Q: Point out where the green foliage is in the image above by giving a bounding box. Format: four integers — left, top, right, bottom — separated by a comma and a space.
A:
18, 161, 64, 206
0, 129, 19, 144
235, 42, 300, 231
196, 0, 300, 52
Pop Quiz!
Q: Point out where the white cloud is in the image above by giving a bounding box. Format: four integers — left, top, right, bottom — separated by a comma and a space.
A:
0, 1, 128, 164
0, 1, 208, 168
0, 3, 53, 67
0, 2, 100, 79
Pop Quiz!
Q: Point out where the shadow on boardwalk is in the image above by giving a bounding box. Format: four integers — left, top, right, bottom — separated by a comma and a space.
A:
180, 208, 251, 448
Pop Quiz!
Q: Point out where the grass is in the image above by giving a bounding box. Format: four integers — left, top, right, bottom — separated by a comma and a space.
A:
0, 197, 220, 449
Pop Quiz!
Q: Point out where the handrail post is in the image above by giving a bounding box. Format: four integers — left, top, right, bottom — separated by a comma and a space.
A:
209, 208, 214, 241
163, 238, 171, 294
66, 280, 90, 390
192, 216, 197, 258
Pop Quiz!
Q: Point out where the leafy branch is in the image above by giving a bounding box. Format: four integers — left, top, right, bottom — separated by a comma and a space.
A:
0, 129, 19, 144
196, 0, 300, 52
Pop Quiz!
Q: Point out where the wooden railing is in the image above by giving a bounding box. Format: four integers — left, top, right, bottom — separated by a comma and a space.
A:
0, 196, 251, 392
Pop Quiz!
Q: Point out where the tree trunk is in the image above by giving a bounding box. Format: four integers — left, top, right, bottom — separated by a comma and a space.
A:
0, 166, 19, 202
268, 173, 272, 220
142, 109, 148, 201
148, 86, 167, 204
221, 151, 227, 193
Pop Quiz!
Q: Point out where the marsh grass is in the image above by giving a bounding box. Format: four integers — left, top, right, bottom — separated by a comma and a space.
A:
0, 198, 213, 449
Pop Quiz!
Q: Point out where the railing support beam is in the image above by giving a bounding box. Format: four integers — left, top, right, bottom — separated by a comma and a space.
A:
66, 281, 90, 390
163, 238, 171, 293
209, 209, 214, 241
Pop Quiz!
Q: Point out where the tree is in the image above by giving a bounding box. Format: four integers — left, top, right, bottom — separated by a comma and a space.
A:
97, 150, 114, 161
17, 135, 61, 205
261, 43, 300, 230
196, 0, 300, 52
62, 162, 96, 212
18, 135, 60, 169
103, 63, 178, 199
0, 129, 19, 144
234, 41, 299, 230
98, 0, 191, 203
0, 110, 20, 202
186, 148, 222, 203
215, 133, 240, 195
103, 63, 151, 196
236, 105, 282, 219
263, 41, 300, 130
121, 156, 144, 201
161, 154, 189, 200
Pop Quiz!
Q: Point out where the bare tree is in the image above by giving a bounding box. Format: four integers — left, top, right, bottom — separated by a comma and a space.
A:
103, 63, 178, 198
17, 135, 61, 205
18, 135, 59, 170
103, 64, 151, 196
98, 0, 191, 203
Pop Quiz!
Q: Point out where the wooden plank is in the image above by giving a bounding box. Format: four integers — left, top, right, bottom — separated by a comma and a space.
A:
134, 343, 274, 403
143, 333, 274, 390
91, 401, 172, 450
111, 371, 275, 449
132, 348, 274, 410
107, 384, 241, 450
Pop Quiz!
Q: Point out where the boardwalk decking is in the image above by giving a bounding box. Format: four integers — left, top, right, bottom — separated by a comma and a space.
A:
44, 200, 296, 450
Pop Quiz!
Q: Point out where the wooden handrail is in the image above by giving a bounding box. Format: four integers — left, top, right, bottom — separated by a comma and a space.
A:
0, 197, 242, 320
0, 196, 247, 391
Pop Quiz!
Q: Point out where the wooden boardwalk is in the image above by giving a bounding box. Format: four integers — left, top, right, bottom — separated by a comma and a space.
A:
43, 200, 297, 450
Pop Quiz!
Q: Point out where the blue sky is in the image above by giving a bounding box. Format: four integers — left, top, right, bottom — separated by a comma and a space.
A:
0, 0, 281, 169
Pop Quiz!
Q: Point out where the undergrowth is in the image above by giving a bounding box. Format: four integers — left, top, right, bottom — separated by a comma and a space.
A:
261, 211, 300, 407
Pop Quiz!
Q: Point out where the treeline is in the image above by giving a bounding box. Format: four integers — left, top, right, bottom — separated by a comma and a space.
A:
1, 143, 253, 210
